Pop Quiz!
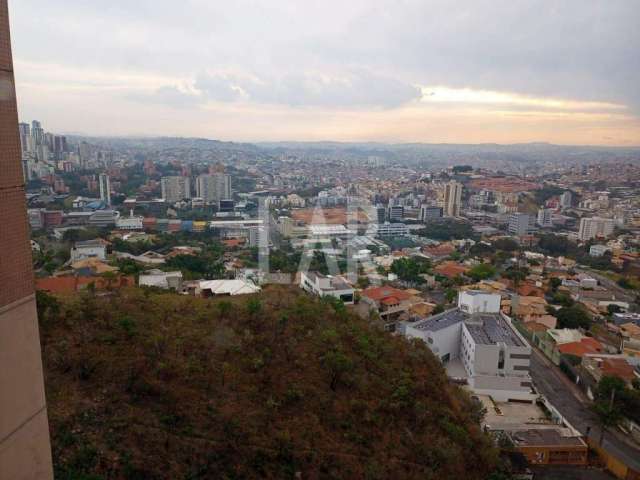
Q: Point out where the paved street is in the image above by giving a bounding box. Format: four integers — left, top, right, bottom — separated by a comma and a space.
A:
530, 349, 640, 471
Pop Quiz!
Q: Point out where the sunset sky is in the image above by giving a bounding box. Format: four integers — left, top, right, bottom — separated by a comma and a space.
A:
10, 0, 640, 145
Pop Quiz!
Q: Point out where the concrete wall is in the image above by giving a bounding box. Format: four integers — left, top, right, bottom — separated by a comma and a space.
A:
0, 1, 53, 476
458, 291, 501, 313
404, 321, 463, 361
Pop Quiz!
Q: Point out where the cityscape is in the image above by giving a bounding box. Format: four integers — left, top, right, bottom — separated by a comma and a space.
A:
2, 1, 640, 480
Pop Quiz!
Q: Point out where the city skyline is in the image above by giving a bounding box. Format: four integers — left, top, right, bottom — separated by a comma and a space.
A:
10, 0, 640, 146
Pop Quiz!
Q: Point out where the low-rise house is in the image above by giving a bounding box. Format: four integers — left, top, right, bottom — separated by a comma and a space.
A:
70, 239, 108, 262
114, 251, 166, 265
557, 337, 604, 360
534, 328, 604, 365
434, 261, 469, 279
199, 279, 261, 296
167, 246, 202, 258
70, 258, 118, 276
421, 243, 455, 261
360, 286, 421, 329
506, 429, 587, 466
582, 354, 638, 386
511, 295, 548, 319
612, 312, 640, 327
402, 291, 535, 402
299, 271, 355, 304
621, 322, 640, 357
516, 283, 545, 298
139, 269, 183, 290
462, 280, 509, 295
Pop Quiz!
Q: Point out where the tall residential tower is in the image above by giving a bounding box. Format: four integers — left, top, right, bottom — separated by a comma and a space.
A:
0, 1, 54, 477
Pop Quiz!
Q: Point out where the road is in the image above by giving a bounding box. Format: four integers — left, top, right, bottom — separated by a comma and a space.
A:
530, 348, 640, 471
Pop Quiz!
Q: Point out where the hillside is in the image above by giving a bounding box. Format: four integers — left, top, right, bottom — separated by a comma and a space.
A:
38, 286, 498, 479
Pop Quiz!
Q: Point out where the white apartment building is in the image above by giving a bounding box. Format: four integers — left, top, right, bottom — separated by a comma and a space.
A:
509, 213, 537, 236
419, 205, 443, 222
196, 173, 232, 204
366, 222, 408, 237
98, 173, 111, 206
403, 291, 534, 402
537, 208, 553, 228
444, 181, 463, 217
300, 271, 355, 304
578, 217, 615, 242
161, 176, 191, 203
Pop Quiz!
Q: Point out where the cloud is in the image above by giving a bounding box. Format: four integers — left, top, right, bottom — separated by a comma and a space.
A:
193, 70, 421, 108
9, 0, 640, 142
194, 73, 243, 102
129, 85, 203, 109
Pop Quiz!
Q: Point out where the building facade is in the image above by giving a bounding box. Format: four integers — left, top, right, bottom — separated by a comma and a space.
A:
578, 217, 615, 242
196, 173, 231, 204
98, 173, 111, 206
403, 291, 534, 402
537, 208, 553, 228
0, 1, 54, 475
444, 181, 463, 217
420, 205, 443, 222
161, 175, 191, 203
509, 212, 537, 236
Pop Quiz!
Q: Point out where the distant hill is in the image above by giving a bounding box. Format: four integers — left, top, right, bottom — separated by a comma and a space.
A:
38, 286, 498, 479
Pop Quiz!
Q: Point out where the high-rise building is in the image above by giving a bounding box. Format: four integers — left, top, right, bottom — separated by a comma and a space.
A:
388, 205, 404, 222
18, 122, 31, 152
31, 119, 44, 146
578, 217, 615, 242
195, 173, 231, 204
420, 205, 443, 222
508, 213, 537, 236
444, 181, 463, 217
560, 191, 572, 209
98, 173, 111, 206
161, 176, 191, 203
374, 204, 386, 224
0, 1, 54, 476
537, 208, 553, 228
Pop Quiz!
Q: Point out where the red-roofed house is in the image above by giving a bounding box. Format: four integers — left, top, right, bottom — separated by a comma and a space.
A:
360, 286, 421, 330
557, 337, 604, 358
434, 261, 469, 279
583, 354, 638, 386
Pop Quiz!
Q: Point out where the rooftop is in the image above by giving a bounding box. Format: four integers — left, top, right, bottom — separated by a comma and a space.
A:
508, 429, 586, 448
409, 308, 525, 347
464, 314, 525, 347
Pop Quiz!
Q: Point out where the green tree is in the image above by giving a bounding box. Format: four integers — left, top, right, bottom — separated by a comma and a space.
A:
556, 306, 591, 329
468, 263, 496, 282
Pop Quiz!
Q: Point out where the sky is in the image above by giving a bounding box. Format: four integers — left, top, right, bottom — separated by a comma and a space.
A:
9, 0, 640, 145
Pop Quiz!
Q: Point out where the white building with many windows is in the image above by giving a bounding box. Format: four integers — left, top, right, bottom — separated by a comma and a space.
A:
578, 217, 615, 242
402, 291, 534, 402
300, 271, 355, 304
